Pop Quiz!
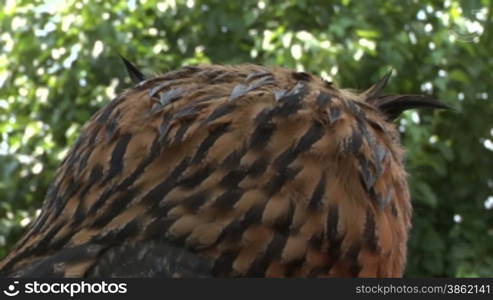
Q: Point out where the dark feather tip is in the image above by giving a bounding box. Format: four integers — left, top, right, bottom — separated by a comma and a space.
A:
376, 94, 449, 121
119, 55, 146, 84
363, 69, 393, 100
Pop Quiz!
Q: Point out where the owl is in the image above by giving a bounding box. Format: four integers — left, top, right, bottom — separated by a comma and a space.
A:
0, 58, 446, 277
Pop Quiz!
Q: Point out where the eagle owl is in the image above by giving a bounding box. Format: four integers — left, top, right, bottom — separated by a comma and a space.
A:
0, 59, 446, 277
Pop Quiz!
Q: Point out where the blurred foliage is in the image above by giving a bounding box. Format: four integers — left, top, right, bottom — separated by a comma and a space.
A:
0, 0, 492, 277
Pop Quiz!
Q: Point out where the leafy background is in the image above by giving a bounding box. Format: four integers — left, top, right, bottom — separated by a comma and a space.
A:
0, 0, 492, 277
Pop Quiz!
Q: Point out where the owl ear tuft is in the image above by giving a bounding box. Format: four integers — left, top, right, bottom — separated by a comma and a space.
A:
119, 55, 146, 84
362, 70, 448, 121
361, 69, 393, 100
371, 94, 449, 121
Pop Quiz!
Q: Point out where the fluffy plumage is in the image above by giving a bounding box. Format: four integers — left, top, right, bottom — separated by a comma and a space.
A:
0, 61, 446, 277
